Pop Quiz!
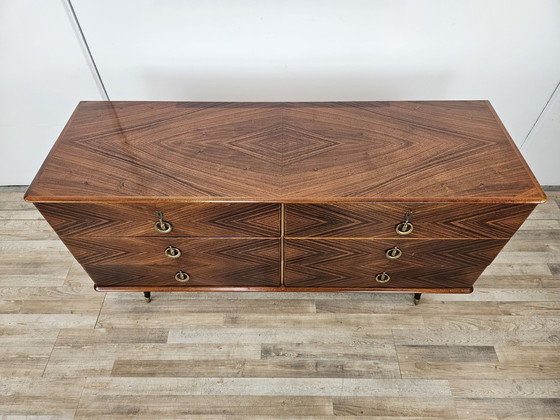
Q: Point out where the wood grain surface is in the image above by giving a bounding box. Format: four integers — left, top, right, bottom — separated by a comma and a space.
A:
285, 202, 536, 238
284, 238, 508, 288
35, 202, 280, 237
78, 238, 281, 288
84, 264, 280, 288
25, 101, 545, 203
2, 187, 560, 419
60, 236, 278, 267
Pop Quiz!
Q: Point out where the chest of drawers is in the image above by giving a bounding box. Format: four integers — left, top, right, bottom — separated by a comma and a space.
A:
25, 101, 545, 303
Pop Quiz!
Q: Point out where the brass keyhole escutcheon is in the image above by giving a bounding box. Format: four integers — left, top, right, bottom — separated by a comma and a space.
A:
165, 245, 182, 259
385, 246, 402, 260
395, 210, 413, 235
375, 272, 391, 283
175, 271, 190, 282
154, 210, 173, 233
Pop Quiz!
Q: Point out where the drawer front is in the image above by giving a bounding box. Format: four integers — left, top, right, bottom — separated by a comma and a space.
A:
66, 237, 280, 287
84, 263, 280, 288
284, 238, 507, 288
285, 203, 535, 239
35, 202, 280, 237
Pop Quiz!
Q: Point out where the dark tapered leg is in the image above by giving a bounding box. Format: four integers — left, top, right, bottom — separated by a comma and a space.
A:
144, 291, 151, 303
413, 293, 422, 305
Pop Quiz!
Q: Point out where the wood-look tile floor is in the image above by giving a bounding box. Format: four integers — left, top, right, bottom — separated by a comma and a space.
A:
1, 186, 559, 419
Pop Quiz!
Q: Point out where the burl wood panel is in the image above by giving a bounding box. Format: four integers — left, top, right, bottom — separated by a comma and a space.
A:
74, 238, 280, 287
35, 202, 280, 237
285, 203, 536, 239
25, 101, 545, 204
284, 239, 508, 288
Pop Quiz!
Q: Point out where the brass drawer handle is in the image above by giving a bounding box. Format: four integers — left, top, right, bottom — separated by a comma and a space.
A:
175, 271, 190, 282
375, 272, 391, 283
395, 210, 413, 235
385, 246, 402, 260
165, 245, 182, 259
155, 210, 173, 233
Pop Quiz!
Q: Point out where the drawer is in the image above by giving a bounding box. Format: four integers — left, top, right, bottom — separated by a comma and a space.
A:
84, 263, 280, 288
65, 237, 280, 287
285, 203, 535, 239
35, 202, 280, 237
284, 238, 507, 288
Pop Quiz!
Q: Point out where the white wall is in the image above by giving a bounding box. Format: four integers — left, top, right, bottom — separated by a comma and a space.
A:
523, 85, 560, 185
1, 0, 559, 185
0, 0, 103, 185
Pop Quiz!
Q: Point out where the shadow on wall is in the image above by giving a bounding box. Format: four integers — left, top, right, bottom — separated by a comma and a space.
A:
137, 69, 456, 102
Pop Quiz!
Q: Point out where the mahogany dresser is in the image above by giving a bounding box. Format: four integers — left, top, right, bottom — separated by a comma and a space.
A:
25, 101, 546, 303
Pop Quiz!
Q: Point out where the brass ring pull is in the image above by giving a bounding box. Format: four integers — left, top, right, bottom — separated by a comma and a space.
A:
154, 210, 172, 233
155, 220, 172, 233
385, 246, 402, 260
175, 271, 190, 282
165, 245, 182, 259
395, 210, 413, 235
375, 272, 391, 283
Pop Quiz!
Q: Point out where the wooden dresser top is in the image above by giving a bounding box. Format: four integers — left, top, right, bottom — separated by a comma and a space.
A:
25, 101, 545, 204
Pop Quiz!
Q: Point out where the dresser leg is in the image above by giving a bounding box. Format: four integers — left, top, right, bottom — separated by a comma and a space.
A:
143, 292, 151, 303
413, 293, 422, 305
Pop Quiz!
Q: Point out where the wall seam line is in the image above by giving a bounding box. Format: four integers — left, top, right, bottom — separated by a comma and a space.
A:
520, 79, 560, 149
64, 0, 110, 101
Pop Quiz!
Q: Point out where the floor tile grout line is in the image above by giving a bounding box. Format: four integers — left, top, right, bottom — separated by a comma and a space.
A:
40, 328, 62, 378
94, 291, 107, 329
391, 328, 404, 380
73, 376, 89, 420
